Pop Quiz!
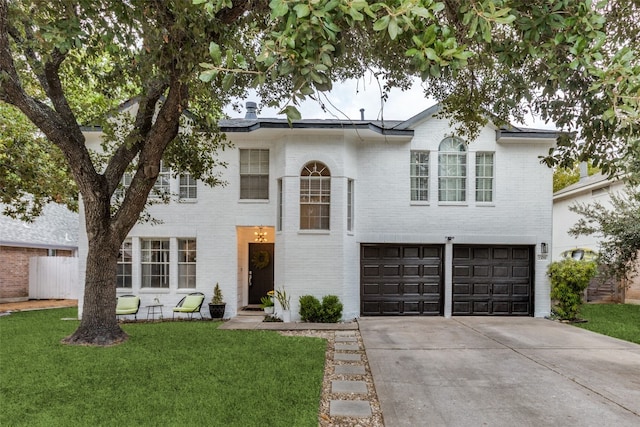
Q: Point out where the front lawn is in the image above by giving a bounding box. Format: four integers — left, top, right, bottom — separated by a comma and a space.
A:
0, 308, 326, 427
574, 303, 640, 344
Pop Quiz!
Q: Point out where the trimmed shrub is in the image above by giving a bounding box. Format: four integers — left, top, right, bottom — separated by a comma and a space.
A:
299, 295, 323, 322
299, 294, 344, 323
548, 259, 597, 320
320, 295, 343, 323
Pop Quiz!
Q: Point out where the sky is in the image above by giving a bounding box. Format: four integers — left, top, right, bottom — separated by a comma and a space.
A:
223, 76, 559, 130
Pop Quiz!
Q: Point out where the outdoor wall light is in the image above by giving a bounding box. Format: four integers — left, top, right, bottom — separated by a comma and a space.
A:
540, 242, 548, 254
446, 236, 455, 242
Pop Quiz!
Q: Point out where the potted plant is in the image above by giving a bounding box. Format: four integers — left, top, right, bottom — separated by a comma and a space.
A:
208, 282, 226, 319
260, 295, 274, 314
275, 287, 291, 322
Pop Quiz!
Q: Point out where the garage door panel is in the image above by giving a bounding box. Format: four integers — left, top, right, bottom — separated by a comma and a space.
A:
473, 283, 491, 295
383, 283, 402, 294
361, 244, 443, 316
452, 245, 533, 316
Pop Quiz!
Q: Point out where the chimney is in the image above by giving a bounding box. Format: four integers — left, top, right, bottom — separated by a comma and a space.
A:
579, 162, 588, 180
360, 108, 365, 120
245, 101, 258, 119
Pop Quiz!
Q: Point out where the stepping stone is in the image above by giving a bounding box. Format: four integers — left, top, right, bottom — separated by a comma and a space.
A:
332, 380, 368, 394
335, 331, 356, 337
330, 400, 372, 417
334, 352, 361, 361
335, 336, 357, 343
335, 365, 366, 375
335, 343, 359, 351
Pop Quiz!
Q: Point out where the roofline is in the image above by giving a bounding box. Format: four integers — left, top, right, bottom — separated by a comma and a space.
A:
219, 120, 413, 136
393, 104, 442, 130
496, 129, 561, 141
553, 174, 620, 200
0, 241, 78, 251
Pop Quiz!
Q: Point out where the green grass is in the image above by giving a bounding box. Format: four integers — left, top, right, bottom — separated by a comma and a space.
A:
0, 308, 327, 427
574, 303, 640, 344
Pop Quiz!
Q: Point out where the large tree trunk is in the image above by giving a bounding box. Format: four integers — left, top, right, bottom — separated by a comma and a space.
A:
62, 227, 127, 346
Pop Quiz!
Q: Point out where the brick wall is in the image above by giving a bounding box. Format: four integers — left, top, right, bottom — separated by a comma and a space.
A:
0, 246, 73, 301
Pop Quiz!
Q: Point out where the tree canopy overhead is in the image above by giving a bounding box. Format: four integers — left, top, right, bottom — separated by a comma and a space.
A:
1, 0, 638, 345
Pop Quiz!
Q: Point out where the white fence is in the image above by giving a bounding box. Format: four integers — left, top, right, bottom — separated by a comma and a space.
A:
29, 256, 79, 299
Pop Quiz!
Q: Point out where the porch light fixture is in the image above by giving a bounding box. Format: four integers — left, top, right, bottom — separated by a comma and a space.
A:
540, 242, 548, 254
254, 227, 267, 243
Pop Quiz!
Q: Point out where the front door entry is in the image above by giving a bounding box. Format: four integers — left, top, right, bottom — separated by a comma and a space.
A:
248, 243, 274, 304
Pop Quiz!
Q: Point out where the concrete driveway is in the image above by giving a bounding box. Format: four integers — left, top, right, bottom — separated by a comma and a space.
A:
359, 317, 640, 427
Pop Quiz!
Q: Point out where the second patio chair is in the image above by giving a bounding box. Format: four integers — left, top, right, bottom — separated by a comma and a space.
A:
172, 292, 205, 320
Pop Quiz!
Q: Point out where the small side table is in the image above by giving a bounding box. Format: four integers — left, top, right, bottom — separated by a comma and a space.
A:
145, 304, 164, 321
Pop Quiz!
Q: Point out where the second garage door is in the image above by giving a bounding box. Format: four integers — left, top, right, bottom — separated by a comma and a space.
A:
452, 245, 534, 316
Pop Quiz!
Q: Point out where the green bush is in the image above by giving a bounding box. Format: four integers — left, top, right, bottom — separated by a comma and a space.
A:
547, 259, 597, 320
299, 294, 344, 323
299, 295, 323, 322
320, 295, 343, 323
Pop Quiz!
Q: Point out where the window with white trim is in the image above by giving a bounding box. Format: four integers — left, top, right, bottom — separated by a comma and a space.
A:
475, 152, 494, 202
410, 151, 429, 201
240, 149, 269, 199
114, 172, 133, 201
179, 173, 197, 199
117, 239, 132, 288
438, 137, 467, 202
141, 239, 170, 288
277, 179, 283, 231
300, 161, 330, 230
150, 161, 171, 199
178, 239, 197, 288
347, 179, 354, 231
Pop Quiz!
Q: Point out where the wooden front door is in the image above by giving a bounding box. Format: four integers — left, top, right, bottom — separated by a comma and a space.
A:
248, 243, 274, 304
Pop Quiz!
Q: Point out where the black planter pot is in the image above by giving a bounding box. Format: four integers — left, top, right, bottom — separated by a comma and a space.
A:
209, 303, 226, 319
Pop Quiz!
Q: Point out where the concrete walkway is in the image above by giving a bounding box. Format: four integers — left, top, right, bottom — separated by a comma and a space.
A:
359, 316, 640, 427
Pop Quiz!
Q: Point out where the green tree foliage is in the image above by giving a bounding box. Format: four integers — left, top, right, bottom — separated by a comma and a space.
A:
548, 259, 597, 320
552, 162, 600, 192
1, 0, 637, 344
569, 182, 640, 284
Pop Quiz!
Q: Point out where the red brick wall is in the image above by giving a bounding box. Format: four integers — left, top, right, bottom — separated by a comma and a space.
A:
0, 246, 73, 301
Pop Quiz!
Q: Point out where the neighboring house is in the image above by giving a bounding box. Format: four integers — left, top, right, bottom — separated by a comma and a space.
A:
553, 172, 640, 303
0, 203, 79, 302
79, 103, 557, 320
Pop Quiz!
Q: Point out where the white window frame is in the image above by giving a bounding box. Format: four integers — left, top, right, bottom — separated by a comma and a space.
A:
347, 179, 354, 232
475, 152, 494, 203
438, 137, 467, 202
177, 239, 197, 289
150, 161, 171, 199
410, 150, 429, 202
117, 239, 133, 288
300, 161, 331, 230
141, 239, 170, 288
240, 149, 269, 200
179, 173, 197, 200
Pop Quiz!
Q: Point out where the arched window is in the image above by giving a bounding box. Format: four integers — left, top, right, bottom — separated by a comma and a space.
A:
438, 137, 467, 202
300, 161, 331, 230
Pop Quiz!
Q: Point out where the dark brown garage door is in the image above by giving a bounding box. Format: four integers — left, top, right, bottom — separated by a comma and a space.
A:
452, 245, 534, 316
361, 244, 444, 315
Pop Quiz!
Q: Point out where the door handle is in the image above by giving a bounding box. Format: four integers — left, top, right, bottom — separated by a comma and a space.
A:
249, 270, 253, 287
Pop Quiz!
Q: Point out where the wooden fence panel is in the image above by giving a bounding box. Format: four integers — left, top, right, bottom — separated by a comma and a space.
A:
29, 257, 79, 299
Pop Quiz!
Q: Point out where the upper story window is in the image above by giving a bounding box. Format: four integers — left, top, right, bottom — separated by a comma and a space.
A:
347, 179, 354, 232
150, 161, 171, 199
438, 137, 467, 202
240, 149, 269, 199
179, 173, 197, 199
117, 239, 132, 288
410, 151, 429, 202
475, 152, 494, 202
300, 161, 330, 230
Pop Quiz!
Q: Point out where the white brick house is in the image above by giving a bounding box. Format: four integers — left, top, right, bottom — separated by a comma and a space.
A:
79, 104, 556, 320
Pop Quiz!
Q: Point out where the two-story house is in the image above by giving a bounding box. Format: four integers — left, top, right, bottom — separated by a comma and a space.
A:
79, 103, 557, 320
